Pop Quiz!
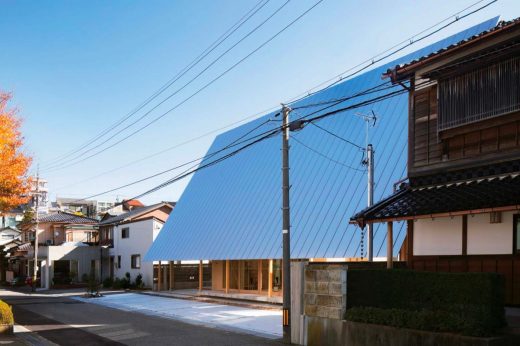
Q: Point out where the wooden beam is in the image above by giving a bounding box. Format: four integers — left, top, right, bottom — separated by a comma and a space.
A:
387, 222, 393, 269
169, 261, 174, 291
157, 261, 162, 291
268, 259, 273, 298
225, 260, 230, 294
198, 260, 203, 291
462, 215, 468, 256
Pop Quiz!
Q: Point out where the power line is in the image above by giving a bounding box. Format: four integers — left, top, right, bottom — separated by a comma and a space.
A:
310, 121, 365, 150
74, 119, 277, 202
54, 71, 398, 192
76, 78, 412, 203
43, 0, 492, 178
53, 105, 280, 192
69, 77, 434, 203
41, 0, 269, 168
285, 0, 497, 106
42, 0, 296, 172
292, 136, 365, 172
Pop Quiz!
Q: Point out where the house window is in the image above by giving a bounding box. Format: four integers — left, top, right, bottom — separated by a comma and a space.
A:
121, 227, 129, 239
117, 255, 121, 269
438, 56, 520, 131
66, 232, 73, 242
131, 255, 141, 269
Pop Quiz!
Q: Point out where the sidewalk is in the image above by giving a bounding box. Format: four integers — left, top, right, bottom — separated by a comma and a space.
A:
74, 292, 282, 339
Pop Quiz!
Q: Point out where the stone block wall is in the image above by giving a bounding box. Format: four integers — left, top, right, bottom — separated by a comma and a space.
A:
304, 264, 347, 320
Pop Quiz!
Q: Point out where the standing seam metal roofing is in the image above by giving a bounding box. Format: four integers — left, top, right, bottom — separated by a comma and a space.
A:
146, 17, 499, 261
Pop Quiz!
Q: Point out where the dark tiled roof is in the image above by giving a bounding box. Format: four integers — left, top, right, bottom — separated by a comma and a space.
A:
99, 202, 172, 226
386, 17, 520, 77
38, 212, 98, 224
351, 173, 520, 226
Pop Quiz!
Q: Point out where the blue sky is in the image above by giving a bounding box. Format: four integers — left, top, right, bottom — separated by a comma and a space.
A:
2, 0, 519, 204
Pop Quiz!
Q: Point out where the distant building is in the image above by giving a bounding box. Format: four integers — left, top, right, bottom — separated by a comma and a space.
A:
98, 202, 173, 288
54, 197, 98, 218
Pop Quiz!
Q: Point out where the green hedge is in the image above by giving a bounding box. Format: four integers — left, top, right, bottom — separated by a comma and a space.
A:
345, 269, 506, 336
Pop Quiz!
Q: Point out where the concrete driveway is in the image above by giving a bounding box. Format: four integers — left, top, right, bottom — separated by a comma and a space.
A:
74, 293, 282, 339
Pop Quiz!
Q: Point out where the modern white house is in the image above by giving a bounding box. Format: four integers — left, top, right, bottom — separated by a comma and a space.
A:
99, 202, 173, 288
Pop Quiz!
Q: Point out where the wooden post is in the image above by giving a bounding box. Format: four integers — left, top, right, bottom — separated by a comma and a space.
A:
462, 215, 468, 256
387, 222, 393, 269
157, 261, 162, 291
268, 259, 273, 298
406, 220, 414, 267
169, 261, 174, 291
198, 260, 203, 291
225, 260, 230, 294
258, 260, 262, 294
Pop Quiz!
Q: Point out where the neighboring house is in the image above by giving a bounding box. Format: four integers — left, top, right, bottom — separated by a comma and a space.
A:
352, 18, 520, 305
99, 202, 173, 288
15, 212, 100, 288
0, 208, 24, 229
145, 18, 500, 299
0, 227, 21, 246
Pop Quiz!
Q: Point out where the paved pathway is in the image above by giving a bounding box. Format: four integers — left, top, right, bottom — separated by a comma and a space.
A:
1, 289, 283, 346
74, 292, 282, 339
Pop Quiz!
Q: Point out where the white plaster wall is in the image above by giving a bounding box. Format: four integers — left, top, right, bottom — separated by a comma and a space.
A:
414, 217, 462, 255
467, 212, 514, 255
109, 219, 164, 288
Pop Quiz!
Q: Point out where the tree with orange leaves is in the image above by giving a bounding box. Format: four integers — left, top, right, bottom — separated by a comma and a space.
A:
0, 92, 32, 213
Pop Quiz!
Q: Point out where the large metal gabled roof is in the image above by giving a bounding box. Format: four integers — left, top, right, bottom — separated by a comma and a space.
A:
146, 17, 499, 262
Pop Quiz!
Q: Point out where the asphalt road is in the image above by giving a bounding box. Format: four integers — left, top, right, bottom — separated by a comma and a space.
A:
0, 290, 283, 346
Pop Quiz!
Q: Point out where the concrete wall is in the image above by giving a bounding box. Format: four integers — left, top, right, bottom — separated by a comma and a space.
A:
414, 217, 463, 255
304, 264, 347, 320
468, 212, 513, 255
110, 218, 164, 288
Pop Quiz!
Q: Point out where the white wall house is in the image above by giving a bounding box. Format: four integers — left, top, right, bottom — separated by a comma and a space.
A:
111, 218, 164, 288
99, 202, 173, 288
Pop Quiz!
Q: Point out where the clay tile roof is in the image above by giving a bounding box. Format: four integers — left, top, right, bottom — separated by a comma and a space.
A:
385, 17, 520, 78
351, 173, 520, 226
38, 212, 98, 224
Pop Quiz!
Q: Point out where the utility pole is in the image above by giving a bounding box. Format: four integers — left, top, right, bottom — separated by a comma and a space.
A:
281, 104, 291, 344
32, 165, 40, 292
359, 111, 376, 262
366, 144, 374, 262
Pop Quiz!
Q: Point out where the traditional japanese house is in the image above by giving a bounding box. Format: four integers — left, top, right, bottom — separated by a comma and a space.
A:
352, 18, 520, 305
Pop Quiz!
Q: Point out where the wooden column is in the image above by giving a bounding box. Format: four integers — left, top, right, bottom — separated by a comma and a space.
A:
462, 215, 468, 256
169, 261, 174, 291
258, 260, 262, 294
198, 260, 203, 291
225, 260, 230, 294
268, 259, 273, 298
406, 220, 414, 267
157, 261, 162, 291
387, 222, 393, 269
